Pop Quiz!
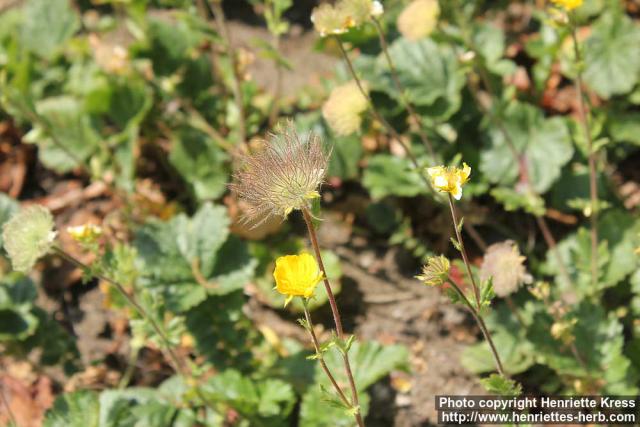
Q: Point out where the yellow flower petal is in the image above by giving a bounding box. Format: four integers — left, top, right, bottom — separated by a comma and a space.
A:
273, 253, 323, 303
426, 163, 472, 199
451, 184, 462, 200
550, 0, 583, 11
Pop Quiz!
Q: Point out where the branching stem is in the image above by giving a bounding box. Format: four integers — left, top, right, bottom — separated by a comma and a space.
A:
302, 302, 353, 409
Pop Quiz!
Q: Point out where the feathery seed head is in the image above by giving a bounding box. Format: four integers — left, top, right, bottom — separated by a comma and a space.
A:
2, 205, 57, 273
231, 126, 329, 226
480, 240, 533, 297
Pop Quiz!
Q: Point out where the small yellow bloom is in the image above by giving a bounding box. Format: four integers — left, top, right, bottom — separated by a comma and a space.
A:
273, 253, 324, 306
550, 0, 583, 11
67, 224, 103, 243
311, 3, 351, 37
426, 163, 471, 200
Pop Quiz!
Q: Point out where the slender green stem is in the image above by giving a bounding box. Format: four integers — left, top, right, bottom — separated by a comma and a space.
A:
301, 207, 364, 427
448, 276, 506, 376
268, 35, 283, 126
302, 302, 353, 410
371, 18, 436, 161
52, 246, 216, 410
119, 346, 140, 389
204, 0, 247, 146
335, 38, 421, 171
570, 19, 599, 288
447, 195, 482, 309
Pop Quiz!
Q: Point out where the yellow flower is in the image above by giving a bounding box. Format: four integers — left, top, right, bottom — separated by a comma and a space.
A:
322, 81, 369, 136
67, 224, 103, 243
311, 0, 383, 37
397, 0, 440, 41
273, 253, 324, 306
311, 3, 351, 37
550, 0, 583, 11
426, 163, 471, 200
341, 0, 383, 26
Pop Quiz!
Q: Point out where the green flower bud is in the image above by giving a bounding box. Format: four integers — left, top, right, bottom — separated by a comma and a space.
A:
416, 255, 450, 287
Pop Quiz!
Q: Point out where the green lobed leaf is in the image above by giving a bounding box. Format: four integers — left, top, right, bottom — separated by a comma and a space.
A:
462, 304, 535, 375
480, 101, 573, 193
299, 385, 370, 427
44, 391, 100, 427
185, 292, 259, 372
20, 0, 80, 59
169, 128, 230, 202
134, 203, 255, 312
26, 96, 101, 172
362, 154, 427, 199
582, 9, 640, 99
201, 369, 295, 426
479, 374, 522, 396
374, 37, 466, 120
543, 209, 640, 296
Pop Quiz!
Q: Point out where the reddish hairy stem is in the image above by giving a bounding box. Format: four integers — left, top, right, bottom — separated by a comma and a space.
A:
301, 207, 364, 427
